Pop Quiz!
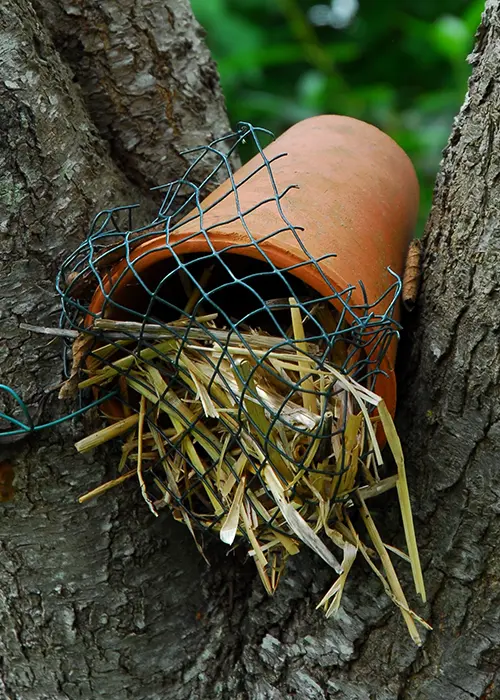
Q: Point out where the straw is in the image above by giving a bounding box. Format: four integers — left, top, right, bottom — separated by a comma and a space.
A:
72, 308, 428, 642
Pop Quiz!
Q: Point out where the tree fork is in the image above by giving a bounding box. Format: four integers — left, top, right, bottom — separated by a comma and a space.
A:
1, 1, 500, 699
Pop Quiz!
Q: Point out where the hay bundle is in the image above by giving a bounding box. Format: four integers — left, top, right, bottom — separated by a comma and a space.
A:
74, 300, 428, 644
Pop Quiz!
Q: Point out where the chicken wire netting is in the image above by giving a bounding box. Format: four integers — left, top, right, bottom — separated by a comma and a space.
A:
49, 122, 402, 552
1, 122, 429, 638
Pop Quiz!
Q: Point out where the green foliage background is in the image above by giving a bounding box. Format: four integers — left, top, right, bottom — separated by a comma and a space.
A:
191, 0, 483, 232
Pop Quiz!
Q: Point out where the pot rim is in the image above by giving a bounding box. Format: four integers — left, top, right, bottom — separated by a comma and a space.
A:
87, 230, 397, 419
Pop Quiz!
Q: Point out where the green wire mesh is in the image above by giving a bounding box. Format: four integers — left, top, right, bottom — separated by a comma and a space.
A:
1, 123, 402, 545
49, 122, 402, 538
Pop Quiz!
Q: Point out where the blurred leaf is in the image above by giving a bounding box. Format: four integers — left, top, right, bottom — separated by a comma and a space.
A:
191, 0, 484, 236
297, 70, 328, 110
431, 15, 470, 60
463, 0, 485, 31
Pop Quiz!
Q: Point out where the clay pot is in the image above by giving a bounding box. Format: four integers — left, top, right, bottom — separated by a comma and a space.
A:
89, 115, 419, 418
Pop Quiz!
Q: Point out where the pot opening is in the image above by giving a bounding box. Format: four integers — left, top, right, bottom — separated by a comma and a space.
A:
102, 251, 336, 341
89, 249, 374, 421
87, 250, 372, 513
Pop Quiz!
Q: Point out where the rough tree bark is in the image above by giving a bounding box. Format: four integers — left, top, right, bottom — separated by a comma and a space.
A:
0, 2, 231, 699
1, 0, 499, 699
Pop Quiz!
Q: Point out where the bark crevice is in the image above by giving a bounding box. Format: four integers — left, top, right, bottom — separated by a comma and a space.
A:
30, 0, 232, 192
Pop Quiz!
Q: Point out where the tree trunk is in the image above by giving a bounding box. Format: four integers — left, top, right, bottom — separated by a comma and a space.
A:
0, 2, 232, 699
1, 1, 499, 699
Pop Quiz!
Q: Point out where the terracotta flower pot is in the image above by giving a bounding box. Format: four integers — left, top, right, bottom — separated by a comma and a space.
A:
89, 115, 419, 418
